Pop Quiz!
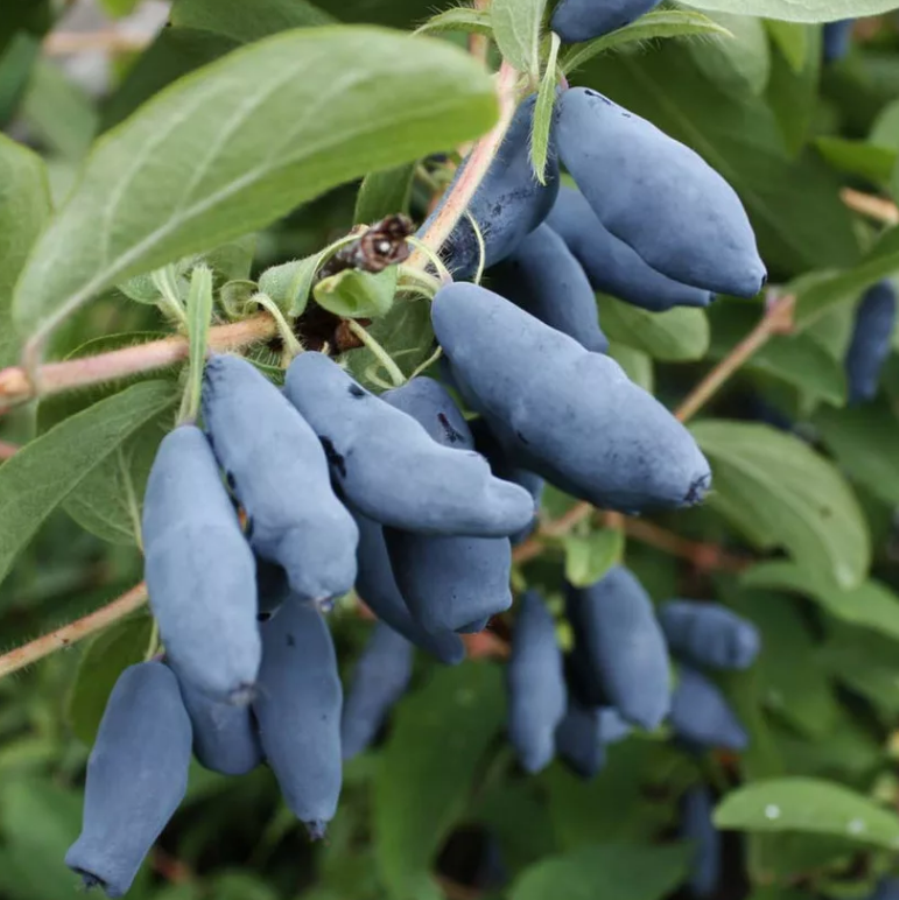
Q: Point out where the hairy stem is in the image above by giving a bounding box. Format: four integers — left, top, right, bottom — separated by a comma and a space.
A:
346, 320, 406, 387
0, 582, 148, 679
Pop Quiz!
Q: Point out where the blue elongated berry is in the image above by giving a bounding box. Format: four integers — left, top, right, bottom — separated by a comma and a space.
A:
680, 785, 720, 899
557, 88, 766, 298
870, 878, 899, 900
253, 598, 342, 839
354, 509, 465, 665
823, 19, 854, 63
566, 567, 670, 729
552, 0, 661, 43
202, 354, 358, 603
421, 95, 559, 280
546, 187, 712, 311
285, 352, 534, 537
599, 708, 632, 745
173, 668, 262, 776
488, 224, 608, 353
555, 699, 605, 779
845, 280, 897, 404
658, 601, 760, 671
341, 622, 414, 760
65, 663, 192, 898
670, 665, 748, 751
382, 378, 513, 633
432, 283, 711, 513
507, 591, 567, 773
142, 425, 260, 701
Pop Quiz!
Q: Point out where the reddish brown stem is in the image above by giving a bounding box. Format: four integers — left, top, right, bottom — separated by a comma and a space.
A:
0, 440, 19, 460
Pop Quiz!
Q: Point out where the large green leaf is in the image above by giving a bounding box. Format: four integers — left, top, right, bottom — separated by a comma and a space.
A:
715, 778, 899, 850
13, 27, 498, 347
597, 295, 709, 362
0, 380, 177, 586
764, 23, 820, 156
353, 164, 415, 225
490, 0, 547, 79
690, 420, 869, 588
683, 0, 899, 22
170, 0, 336, 38
373, 663, 505, 900
688, 11, 770, 97
581, 43, 858, 278
510, 843, 690, 900
0, 134, 50, 368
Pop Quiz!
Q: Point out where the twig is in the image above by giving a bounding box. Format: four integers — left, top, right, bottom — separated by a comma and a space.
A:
43, 31, 151, 56
674, 293, 795, 423
840, 187, 899, 225
0, 441, 19, 460
0, 314, 277, 412
0, 582, 148, 679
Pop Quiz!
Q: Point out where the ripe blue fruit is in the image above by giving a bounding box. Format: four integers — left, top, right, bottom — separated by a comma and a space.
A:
341, 622, 414, 760
421, 95, 559, 280
551, 0, 661, 43
555, 699, 605, 779
680, 785, 720, 899
658, 601, 760, 671
546, 187, 712, 311
566, 567, 671, 730
488, 224, 609, 353
599, 707, 631, 745
432, 283, 712, 513
382, 378, 513, 634
869, 878, 899, 900
823, 19, 854, 63
173, 668, 262, 776
202, 354, 358, 603
65, 662, 192, 898
507, 591, 567, 773
285, 352, 535, 537
353, 509, 465, 665
845, 280, 897, 404
142, 425, 260, 701
253, 598, 343, 839
557, 88, 766, 298
670, 665, 749, 751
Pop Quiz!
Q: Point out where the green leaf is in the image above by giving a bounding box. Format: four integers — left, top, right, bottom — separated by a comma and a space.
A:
0, 134, 50, 369
795, 226, 899, 326
562, 528, 624, 588
181, 265, 215, 423
258, 255, 319, 317
681, 0, 899, 23
606, 342, 654, 393
313, 268, 397, 319
821, 626, 899, 718
714, 777, 899, 850
765, 24, 820, 157
354, 164, 415, 225
530, 33, 561, 185
0, 380, 178, 586
510, 842, 690, 900
597, 295, 709, 362
0, 32, 40, 126
414, 6, 494, 37
491, 0, 547, 79
764, 20, 808, 72
374, 663, 505, 899
562, 10, 732, 75
706, 300, 846, 405
814, 136, 897, 183
690, 420, 869, 588
68, 614, 155, 745
813, 399, 899, 506
12, 26, 498, 348
170, 0, 336, 40
688, 11, 770, 97
742, 560, 899, 644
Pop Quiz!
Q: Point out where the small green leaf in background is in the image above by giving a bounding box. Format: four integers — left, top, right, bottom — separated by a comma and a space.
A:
714, 777, 899, 850
691, 420, 870, 588
764, 22, 819, 156
742, 560, 899, 644
689, 11, 770, 97
562, 10, 732, 75
68, 614, 155, 745
598, 295, 709, 362
13, 26, 498, 349
414, 6, 494, 37
821, 625, 899, 719
314, 268, 397, 319
814, 136, 896, 184
510, 842, 690, 900
374, 663, 505, 899
490, 0, 547, 80
607, 343, 654, 392
0, 380, 177, 586
680, 0, 899, 23
530, 32, 561, 185
562, 528, 624, 588
0, 32, 40, 127
0, 134, 50, 368
170, 0, 336, 40
354, 164, 416, 225
764, 19, 808, 72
